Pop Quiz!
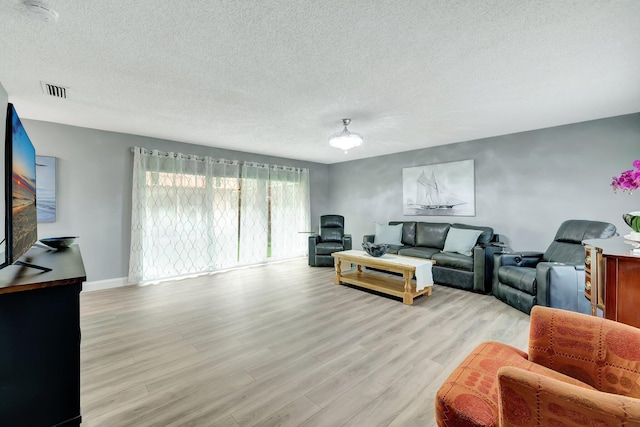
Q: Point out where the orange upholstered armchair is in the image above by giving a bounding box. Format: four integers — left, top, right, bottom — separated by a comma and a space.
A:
436, 306, 640, 426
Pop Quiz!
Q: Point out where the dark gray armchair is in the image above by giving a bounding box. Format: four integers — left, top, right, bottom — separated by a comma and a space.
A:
493, 219, 616, 314
308, 215, 352, 267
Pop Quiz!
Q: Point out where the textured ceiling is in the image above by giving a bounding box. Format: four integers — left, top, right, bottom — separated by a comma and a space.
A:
0, 0, 639, 164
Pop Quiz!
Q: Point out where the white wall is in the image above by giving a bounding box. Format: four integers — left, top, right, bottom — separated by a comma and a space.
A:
22, 120, 329, 282
327, 114, 640, 251
0, 82, 6, 259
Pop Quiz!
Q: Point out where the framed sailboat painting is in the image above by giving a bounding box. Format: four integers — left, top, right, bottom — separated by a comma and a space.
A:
36, 155, 57, 222
402, 159, 475, 216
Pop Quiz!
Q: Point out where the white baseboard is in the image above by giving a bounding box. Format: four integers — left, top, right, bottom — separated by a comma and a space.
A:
82, 276, 132, 292
81, 257, 307, 292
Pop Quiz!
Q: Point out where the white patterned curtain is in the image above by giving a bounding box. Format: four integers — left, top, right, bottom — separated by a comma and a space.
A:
269, 166, 310, 260
238, 163, 269, 265
129, 148, 240, 282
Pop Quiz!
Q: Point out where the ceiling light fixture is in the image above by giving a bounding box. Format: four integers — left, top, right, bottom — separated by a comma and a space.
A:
24, 0, 59, 23
329, 118, 363, 154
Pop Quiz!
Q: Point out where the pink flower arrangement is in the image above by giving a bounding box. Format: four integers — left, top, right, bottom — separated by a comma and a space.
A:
611, 160, 640, 194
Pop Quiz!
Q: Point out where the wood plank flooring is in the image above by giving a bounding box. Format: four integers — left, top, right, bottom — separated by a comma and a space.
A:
80, 258, 530, 427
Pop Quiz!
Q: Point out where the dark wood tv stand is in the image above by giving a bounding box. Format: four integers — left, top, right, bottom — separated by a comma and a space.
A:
0, 245, 86, 426
583, 236, 640, 328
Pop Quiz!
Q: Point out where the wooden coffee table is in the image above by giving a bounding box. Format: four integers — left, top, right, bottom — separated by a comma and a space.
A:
331, 250, 435, 305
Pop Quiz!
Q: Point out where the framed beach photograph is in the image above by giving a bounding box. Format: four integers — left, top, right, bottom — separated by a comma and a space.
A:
403, 159, 475, 216
36, 155, 56, 222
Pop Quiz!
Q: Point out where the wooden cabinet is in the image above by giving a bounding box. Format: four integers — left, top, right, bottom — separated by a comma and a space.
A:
583, 244, 605, 312
583, 237, 640, 328
0, 245, 86, 426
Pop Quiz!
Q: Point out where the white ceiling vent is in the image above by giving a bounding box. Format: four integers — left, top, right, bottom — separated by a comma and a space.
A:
40, 81, 68, 99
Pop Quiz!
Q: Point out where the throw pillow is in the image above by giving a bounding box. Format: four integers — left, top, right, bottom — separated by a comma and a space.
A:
442, 227, 483, 256
374, 223, 403, 245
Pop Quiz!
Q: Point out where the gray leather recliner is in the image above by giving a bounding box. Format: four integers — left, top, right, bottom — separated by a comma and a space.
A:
493, 219, 616, 314
308, 215, 352, 267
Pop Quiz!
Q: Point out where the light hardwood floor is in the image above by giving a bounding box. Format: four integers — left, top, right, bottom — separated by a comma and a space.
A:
80, 258, 530, 427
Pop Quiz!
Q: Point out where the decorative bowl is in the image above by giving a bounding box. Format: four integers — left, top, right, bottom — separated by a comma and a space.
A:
40, 236, 79, 249
362, 242, 390, 257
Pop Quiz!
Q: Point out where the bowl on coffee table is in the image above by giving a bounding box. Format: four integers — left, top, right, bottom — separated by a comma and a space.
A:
362, 242, 390, 257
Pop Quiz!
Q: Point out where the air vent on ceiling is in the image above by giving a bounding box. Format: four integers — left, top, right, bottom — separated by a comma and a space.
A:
40, 81, 68, 99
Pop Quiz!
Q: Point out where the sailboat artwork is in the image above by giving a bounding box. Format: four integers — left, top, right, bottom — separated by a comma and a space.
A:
35, 155, 57, 222
403, 160, 475, 216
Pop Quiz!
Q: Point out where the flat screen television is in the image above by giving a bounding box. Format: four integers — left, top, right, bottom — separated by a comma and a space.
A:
1, 103, 42, 270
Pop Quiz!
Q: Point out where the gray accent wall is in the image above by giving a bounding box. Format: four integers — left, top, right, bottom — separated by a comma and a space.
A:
327, 114, 640, 252
6, 110, 640, 283
22, 120, 329, 281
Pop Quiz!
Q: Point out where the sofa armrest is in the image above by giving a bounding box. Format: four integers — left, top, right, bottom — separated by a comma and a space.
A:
497, 252, 544, 268
492, 252, 544, 298
535, 262, 585, 310
362, 234, 375, 243
489, 241, 507, 250
477, 235, 503, 248
342, 234, 352, 251
497, 366, 640, 426
473, 244, 504, 293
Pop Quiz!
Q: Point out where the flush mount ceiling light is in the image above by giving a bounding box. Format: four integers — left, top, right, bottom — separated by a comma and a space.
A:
24, 0, 59, 23
329, 118, 363, 154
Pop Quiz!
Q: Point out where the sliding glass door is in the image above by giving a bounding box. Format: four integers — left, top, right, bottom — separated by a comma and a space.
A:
129, 148, 310, 282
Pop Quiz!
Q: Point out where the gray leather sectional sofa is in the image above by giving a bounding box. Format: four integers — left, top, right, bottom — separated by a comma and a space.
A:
363, 221, 502, 293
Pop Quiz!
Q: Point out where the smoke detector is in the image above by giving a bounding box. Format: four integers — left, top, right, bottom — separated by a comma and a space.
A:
24, 1, 59, 23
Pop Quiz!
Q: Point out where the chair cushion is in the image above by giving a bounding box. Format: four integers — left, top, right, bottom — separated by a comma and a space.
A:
319, 215, 344, 228
543, 220, 617, 263
314, 242, 344, 255
497, 366, 640, 427
389, 221, 417, 246
553, 219, 617, 244
397, 246, 440, 259
543, 241, 587, 264
435, 341, 596, 427
498, 266, 537, 295
320, 228, 343, 243
386, 245, 403, 254
373, 222, 403, 245
442, 227, 483, 256
431, 252, 474, 271
415, 222, 450, 249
